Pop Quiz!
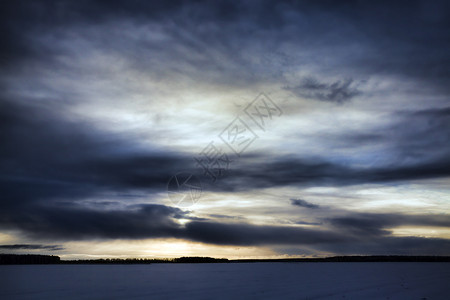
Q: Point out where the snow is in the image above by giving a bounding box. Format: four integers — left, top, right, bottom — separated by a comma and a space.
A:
1, 262, 449, 299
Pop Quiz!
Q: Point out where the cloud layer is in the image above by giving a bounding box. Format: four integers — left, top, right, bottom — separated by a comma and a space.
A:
1, 0, 449, 257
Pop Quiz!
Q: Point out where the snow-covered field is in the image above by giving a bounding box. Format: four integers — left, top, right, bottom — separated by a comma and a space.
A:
1, 263, 449, 299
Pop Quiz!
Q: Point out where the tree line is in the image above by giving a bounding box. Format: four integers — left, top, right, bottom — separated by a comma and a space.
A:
2, 254, 450, 264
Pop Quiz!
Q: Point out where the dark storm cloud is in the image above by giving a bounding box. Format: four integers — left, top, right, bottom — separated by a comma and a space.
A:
290, 198, 320, 209
0, 244, 64, 251
0, 0, 263, 86
389, 107, 450, 162
0, 99, 195, 211
325, 213, 450, 237
2, 0, 449, 89
315, 236, 450, 256
183, 221, 349, 246
216, 152, 450, 192
0, 200, 350, 245
0, 0, 183, 65
215, 105, 450, 191
2, 199, 449, 255
0, 204, 186, 240
306, 106, 450, 172
1, 98, 449, 218
0, 101, 193, 240
183, 210, 450, 250
1, 191, 348, 244
296, 221, 322, 226
284, 77, 361, 103
351, 1, 450, 91
278, 236, 450, 256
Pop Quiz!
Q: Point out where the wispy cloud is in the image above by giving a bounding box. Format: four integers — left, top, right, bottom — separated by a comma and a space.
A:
290, 199, 320, 209
284, 77, 361, 104
0, 244, 64, 251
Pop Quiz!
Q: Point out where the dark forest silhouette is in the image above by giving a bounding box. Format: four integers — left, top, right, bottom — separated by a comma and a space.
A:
0, 254, 60, 264
1, 254, 450, 264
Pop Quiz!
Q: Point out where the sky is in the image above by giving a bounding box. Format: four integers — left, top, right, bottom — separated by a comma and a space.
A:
1, 0, 449, 259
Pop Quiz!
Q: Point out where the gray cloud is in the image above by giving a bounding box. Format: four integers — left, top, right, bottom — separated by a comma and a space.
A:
326, 213, 450, 237
1, 197, 449, 255
295, 221, 322, 226
184, 221, 350, 246
284, 77, 361, 103
0, 204, 186, 240
0, 100, 196, 211
2, 0, 450, 90
1, 99, 449, 219
315, 236, 450, 256
215, 106, 450, 191
0, 244, 64, 251
290, 198, 320, 209
216, 152, 450, 192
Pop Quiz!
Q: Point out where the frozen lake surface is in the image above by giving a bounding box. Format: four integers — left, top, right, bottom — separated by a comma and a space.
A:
1, 263, 449, 299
